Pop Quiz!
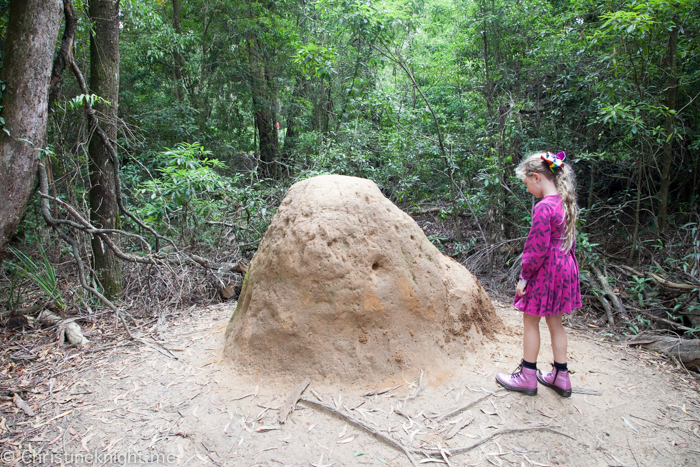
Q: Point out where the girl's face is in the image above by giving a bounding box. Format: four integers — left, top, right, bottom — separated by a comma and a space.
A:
523, 174, 544, 198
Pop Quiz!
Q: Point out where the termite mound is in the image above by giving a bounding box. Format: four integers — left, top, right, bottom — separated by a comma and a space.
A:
224, 175, 503, 382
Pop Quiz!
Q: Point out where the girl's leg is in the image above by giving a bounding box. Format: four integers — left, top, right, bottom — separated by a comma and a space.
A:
545, 314, 567, 363
538, 313, 572, 397
495, 313, 541, 396
523, 313, 542, 363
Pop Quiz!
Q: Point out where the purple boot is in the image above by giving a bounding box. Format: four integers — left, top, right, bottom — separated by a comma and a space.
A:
536, 364, 572, 397
495, 361, 537, 396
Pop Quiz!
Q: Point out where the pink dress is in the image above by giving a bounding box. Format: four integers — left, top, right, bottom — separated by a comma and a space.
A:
513, 194, 582, 316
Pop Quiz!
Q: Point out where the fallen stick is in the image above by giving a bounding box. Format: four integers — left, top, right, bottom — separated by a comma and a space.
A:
571, 388, 603, 396
402, 369, 424, 410
634, 309, 697, 333
435, 391, 503, 422
14, 393, 35, 417
230, 392, 254, 401
363, 384, 402, 397
415, 425, 573, 457
445, 414, 475, 440
627, 334, 700, 370
0, 303, 46, 319
37, 309, 89, 346
591, 264, 628, 320
593, 292, 615, 327
299, 397, 419, 467
278, 378, 310, 424
133, 337, 178, 359
649, 272, 697, 291
33, 409, 73, 429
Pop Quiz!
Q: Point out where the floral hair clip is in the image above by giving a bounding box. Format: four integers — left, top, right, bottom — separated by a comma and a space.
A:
541, 151, 566, 173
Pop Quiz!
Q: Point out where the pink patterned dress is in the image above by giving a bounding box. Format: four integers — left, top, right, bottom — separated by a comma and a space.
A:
514, 194, 582, 316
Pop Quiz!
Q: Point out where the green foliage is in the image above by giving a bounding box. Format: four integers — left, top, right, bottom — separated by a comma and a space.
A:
64, 94, 111, 111
7, 246, 64, 309
294, 43, 337, 80
134, 143, 238, 230
2, 266, 23, 311
42, 0, 699, 293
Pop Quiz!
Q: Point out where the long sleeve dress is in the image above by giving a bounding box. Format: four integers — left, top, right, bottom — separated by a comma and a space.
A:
513, 194, 582, 316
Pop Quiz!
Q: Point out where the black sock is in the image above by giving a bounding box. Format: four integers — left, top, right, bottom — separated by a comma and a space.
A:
553, 361, 568, 372
522, 359, 537, 370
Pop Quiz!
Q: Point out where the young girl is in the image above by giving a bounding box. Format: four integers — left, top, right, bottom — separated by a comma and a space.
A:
496, 151, 582, 397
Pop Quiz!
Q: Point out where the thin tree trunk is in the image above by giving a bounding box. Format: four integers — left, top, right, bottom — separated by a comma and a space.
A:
629, 155, 642, 264
248, 37, 277, 177
282, 79, 304, 159
323, 78, 332, 134
658, 17, 679, 234
88, 0, 122, 298
49, 1, 78, 221
49, 0, 78, 111
171, 0, 185, 102
0, 0, 62, 267
587, 164, 595, 212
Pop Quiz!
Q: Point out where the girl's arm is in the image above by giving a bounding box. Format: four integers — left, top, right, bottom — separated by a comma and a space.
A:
520, 203, 552, 282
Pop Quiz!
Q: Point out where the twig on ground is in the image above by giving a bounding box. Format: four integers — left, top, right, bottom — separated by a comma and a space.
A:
592, 264, 629, 321
299, 397, 419, 467
415, 425, 573, 457
435, 391, 504, 422
278, 378, 311, 424
403, 369, 424, 410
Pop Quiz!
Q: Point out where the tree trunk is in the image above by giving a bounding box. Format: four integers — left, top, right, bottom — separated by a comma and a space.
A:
658, 18, 679, 234
282, 79, 304, 159
171, 0, 185, 102
629, 156, 642, 264
88, 0, 122, 298
0, 0, 63, 267
248, 37, 278, 177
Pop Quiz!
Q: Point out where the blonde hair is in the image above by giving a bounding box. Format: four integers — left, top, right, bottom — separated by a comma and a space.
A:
515, 152, 578, 253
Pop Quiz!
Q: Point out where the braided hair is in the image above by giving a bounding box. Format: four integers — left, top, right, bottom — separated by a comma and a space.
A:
515, 152, 578, 253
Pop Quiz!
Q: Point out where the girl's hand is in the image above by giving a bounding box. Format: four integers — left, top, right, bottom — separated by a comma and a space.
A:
516, 280, 527, 297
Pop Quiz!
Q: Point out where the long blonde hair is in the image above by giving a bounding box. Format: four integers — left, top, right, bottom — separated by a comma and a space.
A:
515, 152, 578, 253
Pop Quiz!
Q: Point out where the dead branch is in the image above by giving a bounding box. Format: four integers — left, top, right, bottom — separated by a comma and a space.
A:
37, 163, 134, 339
37, 309, 89, 346
408, 206, 444, 215
190, 254, 247, 274
649, 272, 697, 291
68, 51, 169, 253
628, 334, 700, 370
593, 292, 615, 327
402, 369, 423, 410
299, 396, 419, 467
0, 303, 47, 320
591, 264, 629, 320
445, 413, 475, 440
632, 308, 697, 334
416, 425, 573, 457
612, 264, 644, 278
278, 378, 310, 424
571, 388, 603, 395
363, 384, 402, 397
37, 191, 155, 265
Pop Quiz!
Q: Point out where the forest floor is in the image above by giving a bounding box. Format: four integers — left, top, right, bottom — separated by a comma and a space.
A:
2, 298, 700, 466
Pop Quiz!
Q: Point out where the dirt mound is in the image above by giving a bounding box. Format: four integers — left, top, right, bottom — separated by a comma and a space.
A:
224, 175, 503, 380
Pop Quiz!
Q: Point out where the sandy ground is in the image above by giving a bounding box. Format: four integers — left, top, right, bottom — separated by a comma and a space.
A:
10, 300, 700, 467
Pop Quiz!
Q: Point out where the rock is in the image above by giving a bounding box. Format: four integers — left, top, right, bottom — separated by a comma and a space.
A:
224, 175, 503, 380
